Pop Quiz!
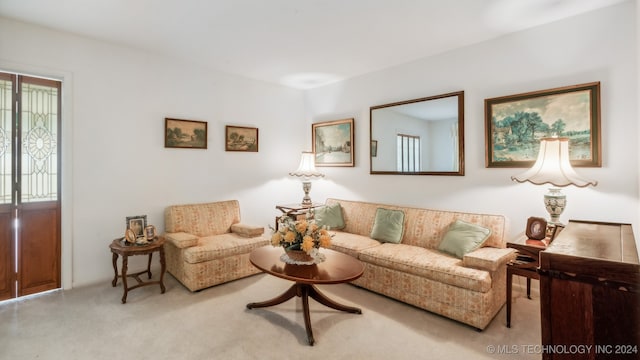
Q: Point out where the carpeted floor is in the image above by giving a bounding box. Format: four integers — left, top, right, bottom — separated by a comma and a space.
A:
0, 271, 542, 359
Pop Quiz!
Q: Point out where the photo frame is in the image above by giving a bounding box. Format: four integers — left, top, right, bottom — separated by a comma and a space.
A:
225, 125, 258, 152
312, 118, 354, 167
485, 82, 601, 168
371, 140, 378, 157
526, 216, 547, 240
126, 215, 147, 239
165, 118, 208, 149
144, 225, 157, 240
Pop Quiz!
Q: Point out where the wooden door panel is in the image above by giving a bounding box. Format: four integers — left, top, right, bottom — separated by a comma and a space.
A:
0, 206, 13, 300
18, 202, 60, 297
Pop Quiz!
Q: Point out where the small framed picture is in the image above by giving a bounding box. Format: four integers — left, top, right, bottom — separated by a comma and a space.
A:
312, 118, 355, 167
126, 215, 147, 239
165, 118, 208, 149
526, 217, 547, 240
144, 225, 157, 240
225, 125, 258, 152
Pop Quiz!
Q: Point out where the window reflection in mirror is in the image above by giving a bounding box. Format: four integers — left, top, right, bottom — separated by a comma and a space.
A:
370, 91, 464, 175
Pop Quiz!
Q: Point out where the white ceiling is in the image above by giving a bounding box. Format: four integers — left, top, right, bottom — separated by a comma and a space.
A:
0, 0, 625, 89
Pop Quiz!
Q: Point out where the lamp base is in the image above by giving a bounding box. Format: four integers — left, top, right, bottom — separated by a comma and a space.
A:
300, 181, 312, 206
544, 188, 566, 225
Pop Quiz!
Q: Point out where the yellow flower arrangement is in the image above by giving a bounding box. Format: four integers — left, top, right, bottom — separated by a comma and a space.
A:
271, 215, 332, 255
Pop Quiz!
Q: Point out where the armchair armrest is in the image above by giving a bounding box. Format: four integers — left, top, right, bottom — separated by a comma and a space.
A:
165, 232, 198, 249
231, 223, 265, 238
462, 247, 516, 272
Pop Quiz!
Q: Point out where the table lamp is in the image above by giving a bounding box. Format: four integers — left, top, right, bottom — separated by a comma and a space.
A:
289, 151, 324, 206
511, 137, 597, 225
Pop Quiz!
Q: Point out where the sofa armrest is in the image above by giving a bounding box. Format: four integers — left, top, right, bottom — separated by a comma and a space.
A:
165, 232, 199, 249
231, 223, 265, 238
462, 247, 516, 272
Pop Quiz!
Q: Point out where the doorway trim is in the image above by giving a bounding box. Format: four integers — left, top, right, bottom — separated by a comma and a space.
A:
1, 61, 74, 291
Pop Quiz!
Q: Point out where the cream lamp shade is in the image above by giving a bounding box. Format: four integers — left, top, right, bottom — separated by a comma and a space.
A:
289, 152, 324, 206
511, 137, 597, 225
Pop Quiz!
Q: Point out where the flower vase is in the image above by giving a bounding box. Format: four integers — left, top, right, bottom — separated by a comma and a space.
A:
285, 249, 314, 263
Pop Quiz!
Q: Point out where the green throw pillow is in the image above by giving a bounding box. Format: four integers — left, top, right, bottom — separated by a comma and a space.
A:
438, 219, 492, 259
370, 208, 405, 243
314, 203, 345, 230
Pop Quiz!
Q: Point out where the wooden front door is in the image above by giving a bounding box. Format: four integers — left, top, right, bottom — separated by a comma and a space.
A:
0, 73, 61, 301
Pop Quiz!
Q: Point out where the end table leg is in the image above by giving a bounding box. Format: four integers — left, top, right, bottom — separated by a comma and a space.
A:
159, 247, 166, 294
506, 268, 512, 328
526, 278, 532, 299
121, 255, 129, 304
147, 253, 153, 279
111, 252, 118, 287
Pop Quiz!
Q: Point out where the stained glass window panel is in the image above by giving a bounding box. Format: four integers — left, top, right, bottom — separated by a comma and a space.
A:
21, 82, 58, 203
0, 78, 12, 204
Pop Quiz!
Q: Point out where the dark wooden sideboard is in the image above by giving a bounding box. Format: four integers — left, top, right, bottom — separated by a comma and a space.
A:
539, 220, 640, 360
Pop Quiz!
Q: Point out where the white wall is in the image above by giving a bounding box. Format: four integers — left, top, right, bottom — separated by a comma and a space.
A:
0, 17, 307, 287
306, 2, 639, 247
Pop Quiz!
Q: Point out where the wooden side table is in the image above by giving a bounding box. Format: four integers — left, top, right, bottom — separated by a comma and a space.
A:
109, 236, 166, 304
275, 203, 323, 227
506, 234, 548, 328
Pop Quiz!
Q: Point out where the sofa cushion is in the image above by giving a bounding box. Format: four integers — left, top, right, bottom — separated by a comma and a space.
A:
329, 231, 382, 259
359, 243, 492, 292
438, 220, 492, 259
314, 203, 346, 230
164, 200, 241, 237
370, 208, 405, 243
463, 247, 516, 272
183, 233, 268, 264
165, 232, 199, 249
231, 223, 264, 238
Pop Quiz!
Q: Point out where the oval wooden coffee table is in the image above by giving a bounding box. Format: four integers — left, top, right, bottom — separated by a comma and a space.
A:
246, 246, 364, 345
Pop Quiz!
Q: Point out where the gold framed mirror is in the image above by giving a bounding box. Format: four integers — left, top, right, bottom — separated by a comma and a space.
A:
370, 91, 464, 175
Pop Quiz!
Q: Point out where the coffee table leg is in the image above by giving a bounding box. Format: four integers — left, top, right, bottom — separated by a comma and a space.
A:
246, 284, 298, 309
307, 285, 362, 314
300, 285, 315, 346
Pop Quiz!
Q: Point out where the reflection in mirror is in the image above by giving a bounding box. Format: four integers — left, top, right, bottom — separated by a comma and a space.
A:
370, 91, 464, 175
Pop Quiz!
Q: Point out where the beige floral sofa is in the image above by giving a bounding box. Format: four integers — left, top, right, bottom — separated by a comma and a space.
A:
323, 198, 514, 330
163, 200, 269, 291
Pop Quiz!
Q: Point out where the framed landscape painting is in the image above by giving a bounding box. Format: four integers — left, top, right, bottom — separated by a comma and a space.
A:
225, 125, 258, 152
485, 82, 601, 168
165, 118, 208, 149
312, 118, 354, 167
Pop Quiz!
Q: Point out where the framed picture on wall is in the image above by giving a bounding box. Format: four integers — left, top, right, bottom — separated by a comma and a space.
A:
225, 125, 258, 152
165, 118, 208, 149
485, 82, 601, 168
312, 118, 354, 167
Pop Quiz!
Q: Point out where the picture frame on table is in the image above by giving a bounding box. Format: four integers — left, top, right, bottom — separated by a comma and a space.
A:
144, 225, 157, 240
526, 216, 548, 240
485, 82, 601, 168
312, 118, 354, 167
225, 125, 259, 152
126, 215, 147, 239
165, 118, 208, 149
